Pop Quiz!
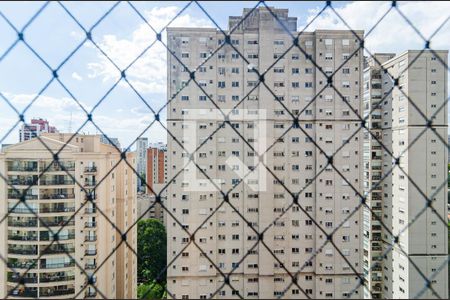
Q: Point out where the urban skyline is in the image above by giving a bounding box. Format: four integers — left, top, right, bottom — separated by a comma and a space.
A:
0, 2, 448, 300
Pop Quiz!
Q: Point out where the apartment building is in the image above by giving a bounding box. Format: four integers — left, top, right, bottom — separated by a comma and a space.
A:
363, 51, 448, 299
167, 7, 364, 299
0, 133, 137, 299
19, 118, 58, 142
146, 145, 167, 194
136, 138, 148, 192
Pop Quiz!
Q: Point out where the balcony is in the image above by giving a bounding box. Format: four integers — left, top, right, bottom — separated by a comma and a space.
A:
40, 288, 75, 297
85, 291, 97, 298
8, 220, 37, 227
40, 193, 75, 200
9, 289, 38, 298
8, 274, 38, 283
85, 249, 97, 256
84, 180, 96, 187
40, 262, 75, 269
40, 246, 75, 256
40, 233, 75, 241
8, 194, 38, 200
8, 179, 36, 186
8, 235, 38, 241
8, 165, 38, 172
40, 206, 75, 214
85, 207, 97, 214
8, 207, 38, 214
40, 162, 75, 172
372, 246, 382, 251
8, 261, 37, 269
40, 275, 75, 283
85, 263, 97, 270
8, 247, 38, 255
85, 236, 97, 242
84, 166, 97, 173
42, 220, 75, 227
40, 179, 75, 186
85, 221, 97, 228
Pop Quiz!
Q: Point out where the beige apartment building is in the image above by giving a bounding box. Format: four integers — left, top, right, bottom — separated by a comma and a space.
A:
0, 133, 137, 299
363, 51, 448, 299
167, 7, 364, 299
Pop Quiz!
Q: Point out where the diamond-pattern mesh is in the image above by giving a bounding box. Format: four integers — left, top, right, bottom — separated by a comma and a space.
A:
0, 1, 449, 299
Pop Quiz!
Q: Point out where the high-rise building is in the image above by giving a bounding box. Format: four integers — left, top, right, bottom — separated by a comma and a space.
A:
136, 138, 148, 192
167, 7, 364, 299
146, 145, 167, 194
363, 51, 448, 299
19, 118, 58, 142
0, 133, 137, 299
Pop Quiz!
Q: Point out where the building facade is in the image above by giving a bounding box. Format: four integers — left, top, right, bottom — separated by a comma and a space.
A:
167, 7, 364, 299
19, 118, 58, 143
146, 145, 167, 194
136, 138, 148, 192
0, 133, 137, 299
363, 51, 448, 299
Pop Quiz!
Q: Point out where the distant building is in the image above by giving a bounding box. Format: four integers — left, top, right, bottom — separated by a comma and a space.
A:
137, 190, 165, 225
19, 118, 58, 142
0, 133, 137, 298
146, 145, 167, 194
136, 138, 148, 192
99, 134, 121, 150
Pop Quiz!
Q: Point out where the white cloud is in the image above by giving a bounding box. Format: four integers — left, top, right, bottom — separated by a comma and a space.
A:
303, 1, 450, 53
5, 92, 91, 112
86, 6, 212, 94
71, 72, 83, 81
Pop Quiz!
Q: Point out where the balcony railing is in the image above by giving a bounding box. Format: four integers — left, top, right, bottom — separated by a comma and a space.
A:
40, 247, 75, 255
8, 261, 37, 269
85, 236, 97, 242
40, 288, 75, 297
8, 179, 36, 186
85, 221, 97, 228
85, 249, 97, 256
85, 291, 97, 297
85, 263, 97, 270
8, 165, 38, 172
8, 235, 38, 241
40, 275, 75, 283
40, 180, 75, 186
8, 208, 38, 214
85, 208, 97, 214
9, 289, 38, 297
40, 262, 75, 269
84, 180, 96, 187
84, 166, 97, 173
40, 233, 75, 241
40, 207, 75, 213
40, 194, 75, 200
42, 220, 75, 227
8, 248, 38, 255
8, 275, 38, 283
8, 220, 37, 227
8, 194, 38, 200
40, 163, 75, 172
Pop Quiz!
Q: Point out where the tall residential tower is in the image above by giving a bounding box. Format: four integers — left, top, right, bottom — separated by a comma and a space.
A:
167, 7, 364, 299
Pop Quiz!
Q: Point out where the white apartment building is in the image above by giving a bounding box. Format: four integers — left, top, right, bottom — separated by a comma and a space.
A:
363, 51, 448, 299
167, 7, 364, 299
0, 133, 137, 299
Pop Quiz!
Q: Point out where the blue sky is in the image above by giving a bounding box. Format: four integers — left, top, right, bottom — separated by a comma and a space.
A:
0, 1, 449, 150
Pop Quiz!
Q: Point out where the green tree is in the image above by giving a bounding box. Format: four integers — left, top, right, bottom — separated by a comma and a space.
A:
137, 219, 167, 285
137, 281, 166, 299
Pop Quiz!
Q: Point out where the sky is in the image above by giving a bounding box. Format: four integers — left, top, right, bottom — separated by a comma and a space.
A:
0, 1, 449, 151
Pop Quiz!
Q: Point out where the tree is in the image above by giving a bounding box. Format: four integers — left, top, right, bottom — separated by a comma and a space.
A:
137, 281, 166, 299
137, 219, 167, 285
